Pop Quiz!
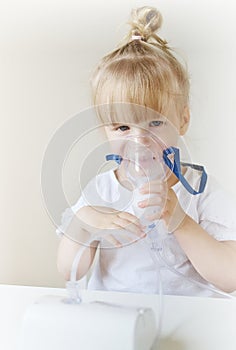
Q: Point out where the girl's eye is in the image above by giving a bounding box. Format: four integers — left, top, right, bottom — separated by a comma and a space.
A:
116, 125, 130, 132
149, 120, 164, 127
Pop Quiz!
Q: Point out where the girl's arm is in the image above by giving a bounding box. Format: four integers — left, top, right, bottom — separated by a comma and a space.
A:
174, 215, 236, 293
139, 184, 236, 292
57, 205, 145, 280
57, 233, 99, 281
163, 189, 236, 292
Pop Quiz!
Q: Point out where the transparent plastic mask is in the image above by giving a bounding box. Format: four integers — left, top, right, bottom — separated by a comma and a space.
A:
121, 135, 171, 231
123, 135, 168, 185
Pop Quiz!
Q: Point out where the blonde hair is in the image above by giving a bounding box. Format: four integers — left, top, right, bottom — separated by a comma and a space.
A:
91, 6, 190, 124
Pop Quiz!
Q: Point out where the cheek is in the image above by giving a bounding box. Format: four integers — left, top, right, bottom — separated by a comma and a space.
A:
152, 128, 180, 150
107, 138, 127, 156
104, 127, 112, 140
164, 131, 179, 148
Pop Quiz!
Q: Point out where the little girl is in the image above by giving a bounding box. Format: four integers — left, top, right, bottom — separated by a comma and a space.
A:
57, 6, 236, 296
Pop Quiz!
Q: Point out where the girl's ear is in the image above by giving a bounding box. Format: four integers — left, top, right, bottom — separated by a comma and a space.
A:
180, 106, 190, 135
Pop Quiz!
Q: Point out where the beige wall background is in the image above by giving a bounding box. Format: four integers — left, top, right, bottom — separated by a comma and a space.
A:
0, 0, 236, 287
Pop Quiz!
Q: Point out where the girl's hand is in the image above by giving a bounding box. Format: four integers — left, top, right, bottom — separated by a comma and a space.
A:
161, 188, 187, 232
138, 181, 187, 232
76, 206, 146, 247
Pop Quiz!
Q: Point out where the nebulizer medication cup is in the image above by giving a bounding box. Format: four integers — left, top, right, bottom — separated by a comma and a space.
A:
106, 133, 172, 234
122, 135, 170, 231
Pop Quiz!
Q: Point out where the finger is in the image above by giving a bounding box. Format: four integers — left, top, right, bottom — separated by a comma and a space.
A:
112, 217, 145, 237
101, 234, 123, 248
138, 195, 166, 208
146, 211, 163, 222
118, 211, 143, 228
114, 231, 143, 245
139, 181, 164, 194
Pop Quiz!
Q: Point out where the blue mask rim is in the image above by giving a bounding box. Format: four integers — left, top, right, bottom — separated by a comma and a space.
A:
105, 147, 207, 195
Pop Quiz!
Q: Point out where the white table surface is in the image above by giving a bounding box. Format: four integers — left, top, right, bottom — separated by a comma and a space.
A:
0, 284, 236, 350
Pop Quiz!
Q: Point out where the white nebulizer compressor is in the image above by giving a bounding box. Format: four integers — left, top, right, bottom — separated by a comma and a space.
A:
18, 293, 157, 350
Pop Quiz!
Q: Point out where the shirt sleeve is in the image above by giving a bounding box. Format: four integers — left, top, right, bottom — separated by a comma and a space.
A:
198, 178, 236, 241
55, 195, 87, 237
55, 173, 107, 237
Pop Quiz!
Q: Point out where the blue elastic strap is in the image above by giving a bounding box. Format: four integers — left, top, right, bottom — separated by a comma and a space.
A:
106, 149, 207, 195
163, 147, 207, 195
105, 154, 123, 165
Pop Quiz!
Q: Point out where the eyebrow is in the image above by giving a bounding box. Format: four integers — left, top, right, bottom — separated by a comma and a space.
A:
108, 118, 166, 128
108, 122, 128, 127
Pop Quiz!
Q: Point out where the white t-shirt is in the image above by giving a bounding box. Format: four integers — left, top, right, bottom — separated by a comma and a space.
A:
57, 166, 236, 296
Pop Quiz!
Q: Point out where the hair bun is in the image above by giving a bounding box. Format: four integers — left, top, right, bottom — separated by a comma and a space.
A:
129, 6, 163, 40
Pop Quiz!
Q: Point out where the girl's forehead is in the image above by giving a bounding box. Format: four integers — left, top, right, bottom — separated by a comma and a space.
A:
113, 115, 166, 125
97, 103, 170, 124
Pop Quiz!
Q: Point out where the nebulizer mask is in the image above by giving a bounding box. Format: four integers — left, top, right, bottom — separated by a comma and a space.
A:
106, 134, 170, 234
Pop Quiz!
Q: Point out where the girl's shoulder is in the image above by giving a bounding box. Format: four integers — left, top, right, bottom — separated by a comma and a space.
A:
79, 169, 122, 206
174, 165, 236, 222
191, 169, 236, 234
174, 164, 231, 200
56, 170, 118, 237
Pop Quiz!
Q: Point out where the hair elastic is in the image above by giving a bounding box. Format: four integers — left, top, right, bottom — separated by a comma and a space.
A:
131, 34, 144, 41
